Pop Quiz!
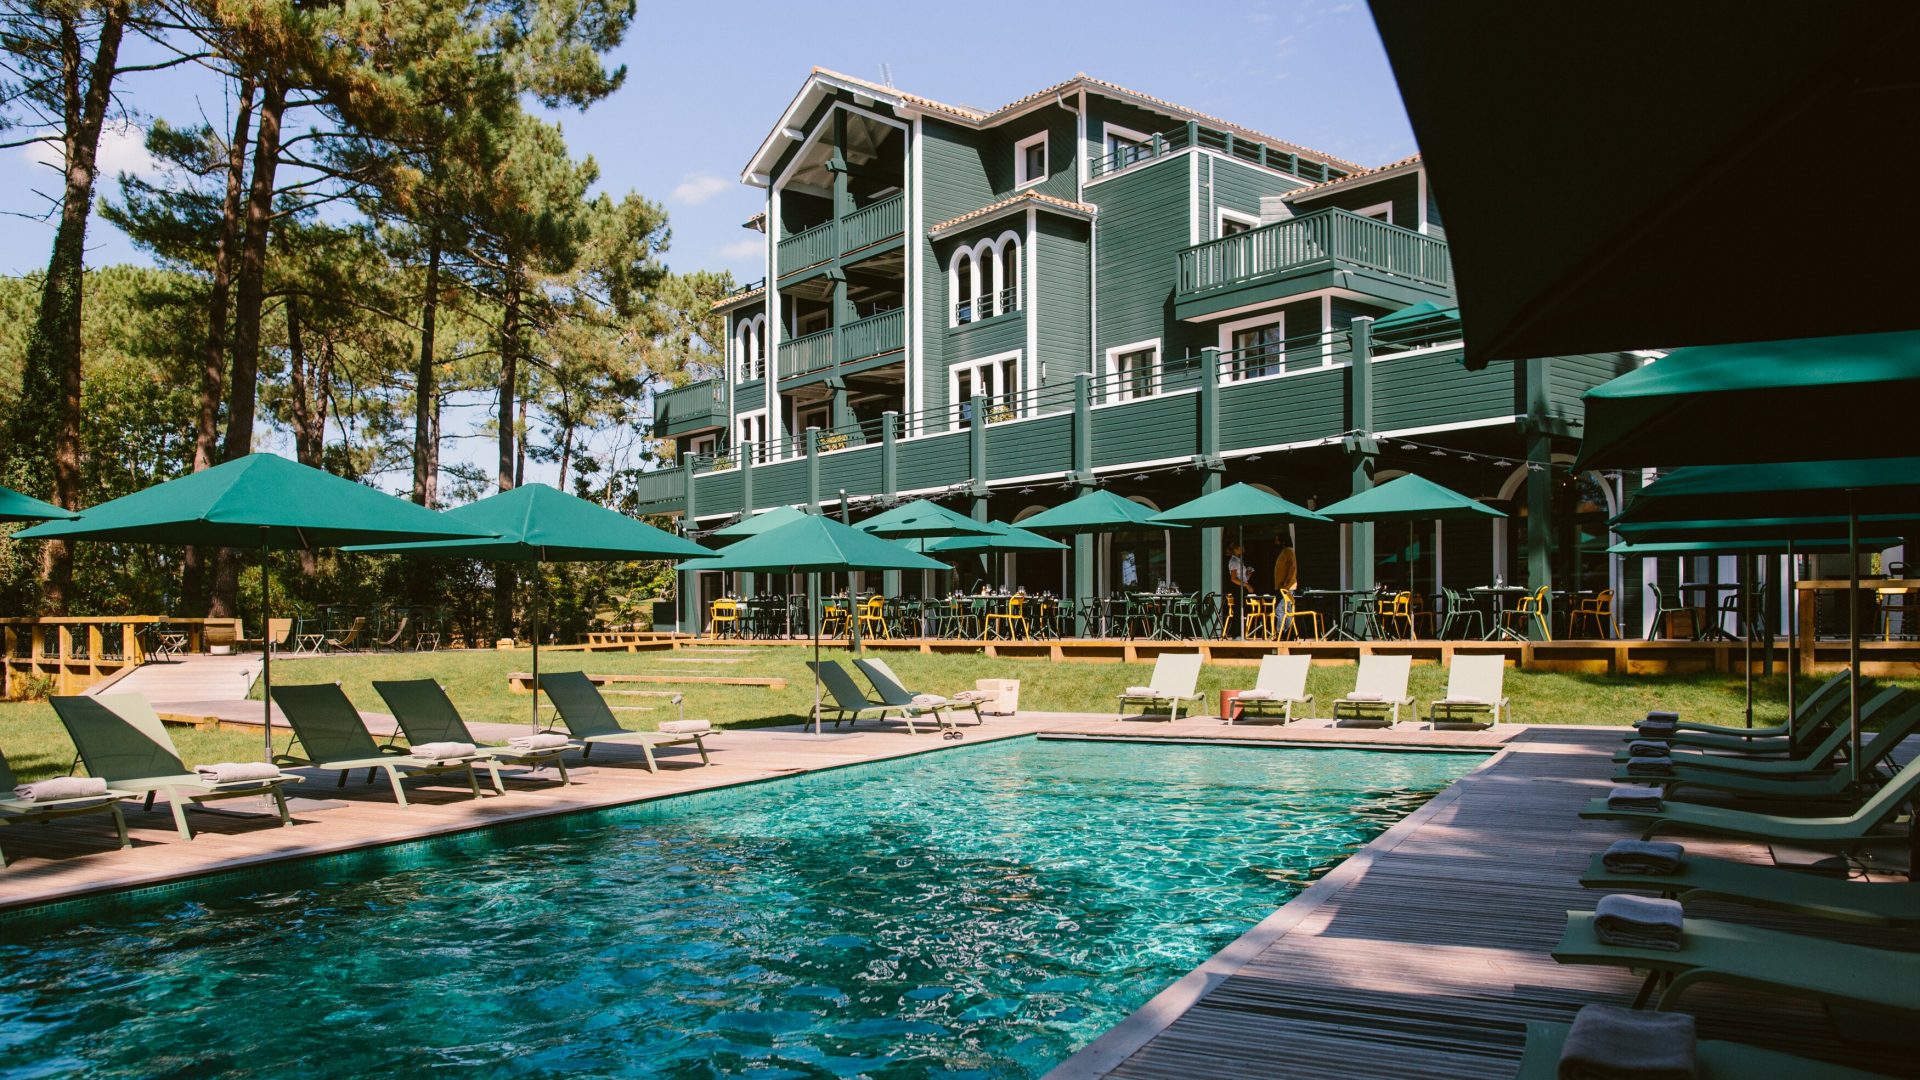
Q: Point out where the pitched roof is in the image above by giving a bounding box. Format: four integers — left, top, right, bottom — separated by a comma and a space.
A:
711, 284, 765, 313
1283, 154, 1423, 201
927, 191, 1095, 236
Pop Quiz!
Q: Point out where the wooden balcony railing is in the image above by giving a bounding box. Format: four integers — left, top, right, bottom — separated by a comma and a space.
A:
655, 379, 728, 435
839, 193, 905, 254
776, 221, 836, 277
1176, 208, 1452, 295
1089, 120, 1348, 184
2, 616, 243, 696
842, 308, 904, 361
777, 327, 835, 379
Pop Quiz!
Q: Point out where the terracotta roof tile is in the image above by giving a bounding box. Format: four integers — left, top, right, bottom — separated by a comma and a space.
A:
1282, 154, 1423, 201
927, 191, 1095, 236
711, 285, 765, 312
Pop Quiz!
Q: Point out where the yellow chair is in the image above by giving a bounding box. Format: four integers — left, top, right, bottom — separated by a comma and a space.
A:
1279, 590, 1323, 640
819, 599, 849, 639
1570, 588, 1616, 639
857, 595, 891, 640
1377, 591, 1414, 639
984, 595, 1028, 640
1504, 585, 1552, 641
709, 599, 740, 639
1249, 595, 1279, 640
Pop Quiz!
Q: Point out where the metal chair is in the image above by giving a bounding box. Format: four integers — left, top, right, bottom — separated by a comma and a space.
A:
1503, 585, 1552, 641
1569, 588, 1616, 638
1646, 582, 1696, 640
1439, 587, 1485, 640
856, 595, 891, 640
1279, 590, 1323, 640
984, 595, 1029, 640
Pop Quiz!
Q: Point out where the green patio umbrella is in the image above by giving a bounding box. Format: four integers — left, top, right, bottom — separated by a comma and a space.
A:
1368, 1, 1920, 365
0, 484, 76, 522
708, 504, 810, 539
1147, 483, 1330, 529
1019, 489, 1187, 599
1318, 475, 1505, 598
16, 454, 495, 756
347, 482, 714, 729
692, 515, 945, 732
922, 521, 1067, 554
854, 499, 998, 539
1614, 458, 1920, 525
1575, 333, 1920, 470
1370, 300, 1460, 348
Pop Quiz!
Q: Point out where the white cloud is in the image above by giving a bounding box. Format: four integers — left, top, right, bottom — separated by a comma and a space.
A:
718, 238, 765, 260
671, 171, 732, 205
21, 119, 161, 180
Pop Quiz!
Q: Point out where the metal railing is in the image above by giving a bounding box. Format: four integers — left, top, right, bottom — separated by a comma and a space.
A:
1089, 121, 1349, 184
1176, 208, 1452, 294
840, 193, 905, 253
717, 276, 766, 305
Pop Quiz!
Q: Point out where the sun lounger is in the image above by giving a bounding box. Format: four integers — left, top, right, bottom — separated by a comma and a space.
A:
538, 670, 713, 770
1635, 670, 1853, 742
373, 678, 580, 784
1330, 653, 1415, 727
808, 660, 927, 732
0, 746, 133, 866
852, 658, 985, 728
1609, 686, 1905, 771
1552, 909, 1920, 1014
1580, 751, 1920, 846
1611, 696, 1920, 802
1231, 654, 1312, 724
1628, 683, 1855, 755
50, 693, 301, 839
1115, 652, 1205, 722
1426, 653, 1509, 729
1514, 1019, 1884, 1080
1580, 852, 1920, 928
269, 683, 499, 805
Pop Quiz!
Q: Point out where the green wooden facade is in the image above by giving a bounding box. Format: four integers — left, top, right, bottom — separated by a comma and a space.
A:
651, 71, 1644, 632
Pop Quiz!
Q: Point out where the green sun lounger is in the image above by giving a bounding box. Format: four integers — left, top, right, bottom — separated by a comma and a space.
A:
537, 671, 713, 771
269, 683, 500, 805
852, 657, 983, 730
1625, 669, 1851, 743
1580, 853, 1920, 928
50, 693, 301, 839
1612, 697, 1920, 801
0, 746, 133, 866
1581, 752, 1920, 846
1611, 687, 1905, 771
1514, 1019, 1886, 1080
1552, 910, 1920, 1014
809, 660, 919, 731
373, 678, 580, 784
1626, 680, 1858, 756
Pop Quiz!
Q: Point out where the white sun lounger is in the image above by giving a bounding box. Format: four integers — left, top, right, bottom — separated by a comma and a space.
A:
1117, 653, 1206, 722
1232, 654, 1313, 724
1427, 653, 1511, 729
1331, 653, 1415, 727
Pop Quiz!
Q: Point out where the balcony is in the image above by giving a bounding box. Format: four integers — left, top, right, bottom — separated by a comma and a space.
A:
776, 308, 905, 383
653, 379, 727, 438
775, 192, 905, 279
1174, 208, 1453, 320
1089, 121, 1347, 184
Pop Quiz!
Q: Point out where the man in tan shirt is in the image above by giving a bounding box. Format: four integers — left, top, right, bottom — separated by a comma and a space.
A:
1273, 539, 1299, 594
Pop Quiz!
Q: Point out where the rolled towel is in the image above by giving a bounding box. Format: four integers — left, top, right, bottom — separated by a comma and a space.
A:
1235, 690, 1275, 700
658, 719, 712, 735
1625, 756, 1673, 777
1601, 839, 1685, 875
1626, 740, 1671, 758
12, 776, 108, 802
951, 689, 994, 702
507, 733, 571, 751
1557, 1002, 1696, 1080
1635, 722, 1676, 738
1123, 685, 1157, 697
1346, 692, 1382, 701
1606, 786, 1663, 812
909, 694, 949, 708
195, 761, 282, 784
410, 741, 476, 759
1593, 893, 1685, 951
1644, 710, 1680, 724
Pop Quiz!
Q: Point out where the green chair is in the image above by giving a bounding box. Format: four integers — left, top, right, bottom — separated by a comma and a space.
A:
0, 747, 131, 866
50, 693, 301, 839
537, 670, 713, 771
1613, 696, 1920, 801
1581, 750, 1920, 846
807, 659, 918, 731
1646, 581, 1696, 640
1438, 587, 1484, 640
1612, 686, 1901, 771
1579, 852, 1920, 928
1552, 910, 1920, 1013
852, 657, 986, 730
270, 683, 499, 806
1636, 669, 1850, 742
1514, 1020, 1886, 1080
372, 678, 579, 784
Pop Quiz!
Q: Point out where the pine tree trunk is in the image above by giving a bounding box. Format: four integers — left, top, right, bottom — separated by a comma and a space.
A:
183, 72, 255, 611
17, 2, 129, 615
211, 73, 287, 617
492, 270, 520, 641
286, 307, 328, 578
411, 238, 440, 506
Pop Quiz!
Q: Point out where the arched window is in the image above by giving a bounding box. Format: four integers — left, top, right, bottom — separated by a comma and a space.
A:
951, 249, 977, 325
998, 241, 1021, 315
734, 314, 765, 381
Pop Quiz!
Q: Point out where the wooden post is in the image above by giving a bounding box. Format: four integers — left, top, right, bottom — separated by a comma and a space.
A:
1796, 581, 1816, 676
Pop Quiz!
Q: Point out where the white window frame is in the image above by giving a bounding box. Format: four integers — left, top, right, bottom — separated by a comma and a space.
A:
947, 231, 1023, 327
1218, 207, 1261, 238
687, 433, 718, 457
1103, 338, 1162, 403
1219, 312, 1286, 383
793, 400, 830, 435
1353, 200, 1394, 223
734, 313, 766, 382
948, 348, 1022, 429
735, 409, 767, 461
1014, 131, 1049, 189
1103, 122, 1151, 153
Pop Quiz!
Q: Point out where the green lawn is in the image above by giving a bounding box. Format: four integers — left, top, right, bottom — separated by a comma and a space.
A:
2, 647, 1903, 783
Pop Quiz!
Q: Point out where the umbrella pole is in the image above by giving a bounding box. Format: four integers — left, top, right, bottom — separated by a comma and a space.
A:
1786, 538, 1798, 733
530, 564, 542, 732
1847, 495, 1861, 785
260, 538, 273, 761
1742, 552, 1753, 728
810, 569, 822, 734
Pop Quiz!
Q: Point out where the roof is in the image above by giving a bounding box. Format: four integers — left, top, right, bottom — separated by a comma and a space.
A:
743, 212, 766, 232
1283, 154, 1423, 202
928, 191, 1095, 236
711, 284, 765, 313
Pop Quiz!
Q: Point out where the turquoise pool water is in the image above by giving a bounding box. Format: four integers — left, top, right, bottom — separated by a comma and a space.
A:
0, 738, 1477, 1078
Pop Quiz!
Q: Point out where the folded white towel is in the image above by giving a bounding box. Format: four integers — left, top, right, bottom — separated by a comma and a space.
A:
1558, 1002, 1695, 1079
951, 689, 993, 702
1625, 756, 1673, 777
507, 733, 571, 751
910, 694, 949, 708
1122, 685, 1156, 696
12, 776, 108, 802
195, 762, 282, 784
658, 719, 712, 735
1236, 690, 1276, 700
1346, 692, 1382, 702
410, 741, 476, 759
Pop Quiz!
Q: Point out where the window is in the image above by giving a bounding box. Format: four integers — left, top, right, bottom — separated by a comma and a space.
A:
1220, 313, 1284, 382
949, 232, 1023, 326
794, 402, 830, 434
734, 314, 766, 381
735, 410, 766, 462
1353, 201, 1394, 223
997, 241, 1020, 316
953, 252, 976, 325
796, 308, 829, 336
950, 351, 1021, 428
687, 433, 717, 458
1014, 131, 1048, 188
1104, 340, 1160, 402
1103, 123, 1151, 170
1219, 209, 1260, 237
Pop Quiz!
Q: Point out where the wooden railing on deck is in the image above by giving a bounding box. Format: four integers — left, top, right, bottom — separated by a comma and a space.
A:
1, 616, 243, 697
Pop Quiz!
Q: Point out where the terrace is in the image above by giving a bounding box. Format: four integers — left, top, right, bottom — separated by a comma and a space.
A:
1174, 208, 1454, 320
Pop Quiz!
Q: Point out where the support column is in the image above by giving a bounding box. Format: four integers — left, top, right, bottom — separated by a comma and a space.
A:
678, 466, 699, 635
1344, 317, 1378, 592
881, 411, 901, 598
738, 438, 755, 600
805, 427, 821, 513
1523, 360, 1553, 634
1196, 348, 1225, 603
965, 394, 992, 586
1072, 373, 1097, 628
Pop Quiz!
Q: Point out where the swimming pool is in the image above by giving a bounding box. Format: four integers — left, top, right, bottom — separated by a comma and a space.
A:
0, 738, 1479, 1078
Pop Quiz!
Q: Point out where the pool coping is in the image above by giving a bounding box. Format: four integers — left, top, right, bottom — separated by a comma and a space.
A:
1040, 736, 1522, 1079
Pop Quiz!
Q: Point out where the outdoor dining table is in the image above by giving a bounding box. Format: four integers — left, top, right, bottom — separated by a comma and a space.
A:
1678, 582, 1743, 641
1471, 585, 1532, 641
1297, 588, 1378, 641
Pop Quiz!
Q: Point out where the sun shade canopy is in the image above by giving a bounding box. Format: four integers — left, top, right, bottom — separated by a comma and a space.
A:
921, 521, 1067, 554
855, 499, 999, 539
344, 482, 710, 562
1316, 474, 1505, 523
1017, 489, 1186, 534
1148, 483, 1331, 528
0, 484, 76, 523
1615, 459, 1920, 527
690, 515, 946, 573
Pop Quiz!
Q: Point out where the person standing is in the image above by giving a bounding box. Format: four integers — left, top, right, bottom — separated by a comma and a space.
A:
1228, 542, 1252, 636
1273, 538, 1299, 594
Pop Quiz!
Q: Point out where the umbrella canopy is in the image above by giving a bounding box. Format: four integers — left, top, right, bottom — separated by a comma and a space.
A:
693, 515, 946, 574
1368, 1, 1920, 366
1610, 515, 1917, 546
855, 499, 999, 539
1316, 474, 1506, 523
1147, 483, 1330, 529
1614, 459, 1920, 527
343, 482, 711, 562
1576, 333, 1920, 470
15, 454, 494, 549
922, 520, 1067, 554
1017, 489, 1184, 535
0, 484, 76, 522
1608, 537, 1899, 555
708, 504, 810, 539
